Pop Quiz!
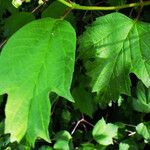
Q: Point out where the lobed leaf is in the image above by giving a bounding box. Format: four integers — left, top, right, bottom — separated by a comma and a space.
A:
79, 12, 150, 106
0, 17, 76, 145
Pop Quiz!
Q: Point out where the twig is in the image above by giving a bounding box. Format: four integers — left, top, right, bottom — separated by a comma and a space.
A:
83, 119, 94, 127
32, 5, 42, 14
31, 0, 48, 14
61, 8, 72, 19
128, 131, 136, 136
0, 39, 7, 49
71, 119, 82, 135
71, 116, 93, 135
136, 0, 143, 20
113, 139, 119, 144
123, 123, 136, 128
129, 7, 134, 17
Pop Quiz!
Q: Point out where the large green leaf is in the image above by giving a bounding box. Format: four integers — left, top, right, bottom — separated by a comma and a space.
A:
79, 12, 150, 106
0, 18, 76, 145
132, 82, 150, 113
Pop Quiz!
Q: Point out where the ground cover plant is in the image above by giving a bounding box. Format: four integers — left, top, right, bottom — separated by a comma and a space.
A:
0, 0, 150, 149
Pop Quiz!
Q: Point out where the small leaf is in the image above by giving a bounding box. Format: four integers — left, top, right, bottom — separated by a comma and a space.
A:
136, 122, 150, 143
42, 1, 64, 18
62, 110, 71, 122
132, 82, 150, 113
0, 18, 76, 145
55, 130, 72, 141
92, 118, 118, 146
54, 131, 72, 150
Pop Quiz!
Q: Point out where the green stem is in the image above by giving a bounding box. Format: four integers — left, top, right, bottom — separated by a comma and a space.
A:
57, 0, 150, 11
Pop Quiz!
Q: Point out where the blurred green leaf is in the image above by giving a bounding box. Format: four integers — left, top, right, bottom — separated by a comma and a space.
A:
39, 146, 53, 150
119, 139, 139, 150
132, 82, 150, 113
0, 0, 18, 18
72, 84, 97, 117
62, 110, 71, 122
81, 143, 96, 150
136, 122, 150, 143
42, 1, 67, 18
4, 12, 35, 36
0, 134, 10, 149
42, 1, 75, 27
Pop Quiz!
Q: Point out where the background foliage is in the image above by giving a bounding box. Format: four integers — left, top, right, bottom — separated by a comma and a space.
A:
0, 0, 150, 149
